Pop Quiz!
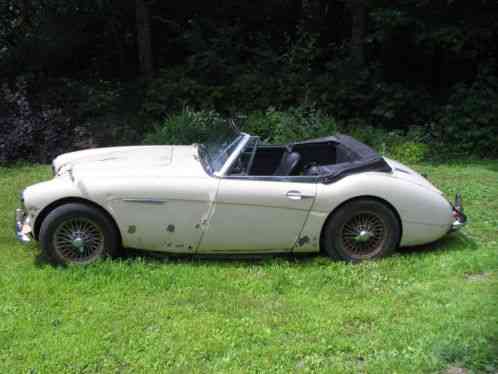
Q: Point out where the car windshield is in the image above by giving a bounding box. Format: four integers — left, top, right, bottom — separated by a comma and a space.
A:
198, 124, 243, 173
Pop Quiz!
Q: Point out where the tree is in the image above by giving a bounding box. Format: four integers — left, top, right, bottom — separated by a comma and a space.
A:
348, 0, 366, 68
136, 0, 153, 78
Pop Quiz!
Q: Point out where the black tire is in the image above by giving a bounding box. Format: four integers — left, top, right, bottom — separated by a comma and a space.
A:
322, 199, 400, 262
39, 203, 120, 265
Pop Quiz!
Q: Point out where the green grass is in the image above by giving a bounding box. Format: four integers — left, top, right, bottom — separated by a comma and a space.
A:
0, 162, 497, 373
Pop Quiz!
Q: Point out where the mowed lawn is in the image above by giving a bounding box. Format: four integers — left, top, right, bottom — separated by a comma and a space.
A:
0, 162, 497, 373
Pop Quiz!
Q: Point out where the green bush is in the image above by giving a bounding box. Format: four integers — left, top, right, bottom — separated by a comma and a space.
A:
331, 124, 430, 163
142, 69, 214, 117
142, 67, 300, 116
143, 109, 225, 145
144, 107, 429, 163
309, 66, 435, 131
389, 141, 429, 163
431, 67, 498, 158
143, 106, 337, 146
243, 106, 337, 143
343, 123, 390, 153
143, 107, 437, 164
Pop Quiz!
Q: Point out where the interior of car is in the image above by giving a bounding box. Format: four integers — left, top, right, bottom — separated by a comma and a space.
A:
229, 139, 355, 177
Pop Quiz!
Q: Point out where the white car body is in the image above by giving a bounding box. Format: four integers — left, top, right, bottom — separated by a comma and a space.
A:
17, 132, 465, 255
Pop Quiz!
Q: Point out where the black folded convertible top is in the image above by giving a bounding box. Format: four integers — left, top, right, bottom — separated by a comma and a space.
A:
293, 134, 392, 184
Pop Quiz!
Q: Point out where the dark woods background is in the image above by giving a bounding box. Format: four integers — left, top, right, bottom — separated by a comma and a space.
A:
1, 0, 498, 163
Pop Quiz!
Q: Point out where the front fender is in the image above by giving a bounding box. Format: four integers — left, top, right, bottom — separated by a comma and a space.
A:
24, 176, 84, 216
23, 176, 108, 239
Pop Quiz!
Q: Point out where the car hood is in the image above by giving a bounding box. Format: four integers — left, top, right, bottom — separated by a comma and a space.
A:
384, 158, 442, 194
53, 145, 208, 178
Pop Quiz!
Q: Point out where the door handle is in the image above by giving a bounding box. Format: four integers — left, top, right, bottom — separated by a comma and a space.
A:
286, 191, 313, 200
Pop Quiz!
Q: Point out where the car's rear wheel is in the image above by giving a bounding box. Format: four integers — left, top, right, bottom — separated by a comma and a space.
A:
39, 203, 119, 265
323, 199, 400, 262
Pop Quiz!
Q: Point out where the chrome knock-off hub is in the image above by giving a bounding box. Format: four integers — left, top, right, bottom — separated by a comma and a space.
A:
353, 230, 373, 243
72, 237, 85, 252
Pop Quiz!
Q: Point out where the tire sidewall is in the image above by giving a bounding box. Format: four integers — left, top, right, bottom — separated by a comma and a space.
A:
39, 203, 119, 265
324, 199, 400, 262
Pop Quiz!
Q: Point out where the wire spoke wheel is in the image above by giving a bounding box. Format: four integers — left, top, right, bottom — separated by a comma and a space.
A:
339, 211, 387, 259
52, 217, 104, 262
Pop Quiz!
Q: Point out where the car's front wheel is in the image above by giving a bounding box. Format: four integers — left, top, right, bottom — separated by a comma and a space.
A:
323, 198, 401, 262
39, 203, 120, 265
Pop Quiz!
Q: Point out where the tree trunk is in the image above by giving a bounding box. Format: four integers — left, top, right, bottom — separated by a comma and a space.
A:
136, 0, 153, 78
19, 0, 32, 29
290, 0, 303, 37
349, 0, 366, 68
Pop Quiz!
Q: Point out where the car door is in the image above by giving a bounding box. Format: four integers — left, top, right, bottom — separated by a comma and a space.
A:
198, 177, 316, 252
108, 176, 219, 253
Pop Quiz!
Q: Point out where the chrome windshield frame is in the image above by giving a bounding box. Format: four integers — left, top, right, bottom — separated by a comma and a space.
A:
214, 132, 251, 178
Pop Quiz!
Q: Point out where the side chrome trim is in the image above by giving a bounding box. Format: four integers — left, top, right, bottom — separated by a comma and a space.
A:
122, 198, 167, 205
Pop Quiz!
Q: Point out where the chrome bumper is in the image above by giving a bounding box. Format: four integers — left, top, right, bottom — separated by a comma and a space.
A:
450, 193, 467, 232
15, 208, 32, 243
451, 218, 466, 231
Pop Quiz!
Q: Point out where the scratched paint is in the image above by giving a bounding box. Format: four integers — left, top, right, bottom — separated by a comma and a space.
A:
297, 236, 310, 246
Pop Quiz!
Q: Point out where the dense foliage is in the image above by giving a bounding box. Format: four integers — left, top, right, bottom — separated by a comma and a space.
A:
144, 107, 429, 163
1, 0, 498, 162
0, 78, 72, 163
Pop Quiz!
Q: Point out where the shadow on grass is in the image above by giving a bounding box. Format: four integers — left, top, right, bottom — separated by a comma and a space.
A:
122, 248, 321, 266
32, 231, 476, 268
137, 231, 477, 266
398, 231, 477, 257
31, 242, 320, 268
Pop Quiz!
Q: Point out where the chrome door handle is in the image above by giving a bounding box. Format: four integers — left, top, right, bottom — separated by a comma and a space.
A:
286, 191, 313, 200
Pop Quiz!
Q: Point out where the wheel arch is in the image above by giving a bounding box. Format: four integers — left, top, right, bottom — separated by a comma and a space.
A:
318, 195, 403, 253
33, 197, 122, 245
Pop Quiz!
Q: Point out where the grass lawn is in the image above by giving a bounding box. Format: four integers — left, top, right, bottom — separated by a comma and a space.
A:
0, 162, 497, 373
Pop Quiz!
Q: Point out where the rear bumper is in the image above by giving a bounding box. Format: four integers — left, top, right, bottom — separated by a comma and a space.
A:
451, 218, 466, 231
450, 193, 467, 232
15, 208, 33, 243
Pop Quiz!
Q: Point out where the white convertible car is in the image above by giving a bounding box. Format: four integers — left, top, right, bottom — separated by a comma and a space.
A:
16, 124, 466, 265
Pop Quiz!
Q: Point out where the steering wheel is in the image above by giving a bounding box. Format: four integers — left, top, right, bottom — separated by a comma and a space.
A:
230, 157, 245, 175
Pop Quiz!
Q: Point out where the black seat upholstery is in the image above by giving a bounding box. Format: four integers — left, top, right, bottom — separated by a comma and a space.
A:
273, 151, 301, 176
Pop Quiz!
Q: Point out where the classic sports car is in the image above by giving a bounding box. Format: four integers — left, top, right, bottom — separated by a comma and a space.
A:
16, 124, 466, 265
